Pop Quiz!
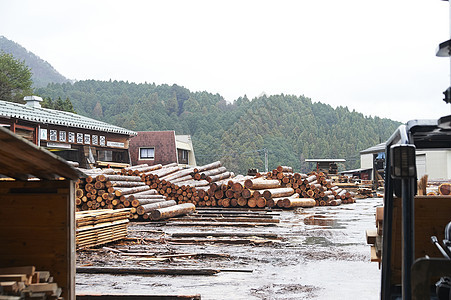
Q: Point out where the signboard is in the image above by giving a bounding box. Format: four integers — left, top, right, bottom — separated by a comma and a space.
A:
47, 142, 71, 149
40, 128, 48, 140
107, 141, 125, 148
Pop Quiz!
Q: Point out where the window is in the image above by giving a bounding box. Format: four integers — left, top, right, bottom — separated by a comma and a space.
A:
140, 147, 155, 160
97, 150, 113, 162
177, 149, 189, 164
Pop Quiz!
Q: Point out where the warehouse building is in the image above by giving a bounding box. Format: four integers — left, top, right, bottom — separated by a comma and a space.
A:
360, 142, 451, 181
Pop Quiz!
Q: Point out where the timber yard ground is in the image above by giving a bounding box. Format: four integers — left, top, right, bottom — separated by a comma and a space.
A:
76, 197, 382, 300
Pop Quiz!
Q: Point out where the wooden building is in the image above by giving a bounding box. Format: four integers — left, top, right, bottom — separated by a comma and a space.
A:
129, 131, 197, 167
0, 125, 83, 299
0, 97, 137, 168
304, 158, 346, 175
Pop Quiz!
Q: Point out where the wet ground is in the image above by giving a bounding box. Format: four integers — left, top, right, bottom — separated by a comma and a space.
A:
76, 197, 383, 299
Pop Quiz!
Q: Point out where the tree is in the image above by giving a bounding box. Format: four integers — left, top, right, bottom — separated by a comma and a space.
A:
0, 51, 33, 103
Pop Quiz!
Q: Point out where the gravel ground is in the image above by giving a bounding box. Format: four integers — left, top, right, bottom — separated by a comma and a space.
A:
76, 197, 383, 299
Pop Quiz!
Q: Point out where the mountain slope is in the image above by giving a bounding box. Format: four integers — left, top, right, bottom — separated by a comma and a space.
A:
36, 80, 400, 173
0, 36, 69, 87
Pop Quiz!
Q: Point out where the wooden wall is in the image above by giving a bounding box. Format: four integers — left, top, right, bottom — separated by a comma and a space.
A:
0, 180, 75, 300
390, 195, 451, 285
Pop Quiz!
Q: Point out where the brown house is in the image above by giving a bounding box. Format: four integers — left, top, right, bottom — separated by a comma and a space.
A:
129, 131, 196, 167
0, 97, 137, 168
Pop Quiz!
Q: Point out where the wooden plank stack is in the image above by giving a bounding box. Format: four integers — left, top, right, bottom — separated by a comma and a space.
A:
0, 266, 62, 299
76, 209, 130, 249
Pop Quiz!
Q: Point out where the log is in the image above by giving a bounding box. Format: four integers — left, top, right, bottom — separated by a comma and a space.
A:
136, 200, 177, 215
176, 180, 210, 187
329, 199, 342, 206
199, 167, 227, 179
304, 175, 317, 184
153, 166, 181, 178
109, 181, 146, 187
105, 175, 144, 182
276, 166, 293, 173
132, 189, 159, 196
171, 174, 194, 184
283, 197, 316, 208
194, 161, 222, 173
262, 187, 294, 200
116, 186, 150, 196
206, 171, 233, 183
244, 178, 280, 190
171, 232, 279, 238
77, 266, 219, 276
160, 168, 195, 182
438, 183, 451, 195
132, 198, 166, 207
148, 203, 196, 220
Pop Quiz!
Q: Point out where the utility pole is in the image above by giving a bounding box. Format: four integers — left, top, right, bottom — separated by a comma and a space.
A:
264, 148, 268, 173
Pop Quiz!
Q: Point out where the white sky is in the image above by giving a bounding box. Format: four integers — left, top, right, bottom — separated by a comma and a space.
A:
1, 0, 451, 123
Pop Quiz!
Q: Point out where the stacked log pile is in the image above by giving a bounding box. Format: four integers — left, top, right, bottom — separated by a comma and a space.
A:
75, 165, 197, 221
0, 266, 62, 299
75, 162, 356, 217
262, 167, 356, 207
142, 162, 355, 208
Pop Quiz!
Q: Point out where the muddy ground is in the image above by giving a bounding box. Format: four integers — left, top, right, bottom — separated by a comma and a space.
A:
76, 197, 383, 299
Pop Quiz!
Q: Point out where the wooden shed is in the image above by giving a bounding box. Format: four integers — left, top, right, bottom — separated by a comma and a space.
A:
0, 125, 82, 299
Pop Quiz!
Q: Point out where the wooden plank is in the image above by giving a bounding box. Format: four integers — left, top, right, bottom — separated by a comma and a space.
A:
77, 267, 220, 276
366, 229, 377, 245
375, 206, 383, 222
76, 295, 201, 300
168, 217, 279, 223
370, 246, 380, 262
163, 222, 277, 227
0, 274, 28, 283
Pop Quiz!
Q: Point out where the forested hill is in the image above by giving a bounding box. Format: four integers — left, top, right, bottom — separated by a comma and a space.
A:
0, 36, 69, 87
36, 80, 400, 174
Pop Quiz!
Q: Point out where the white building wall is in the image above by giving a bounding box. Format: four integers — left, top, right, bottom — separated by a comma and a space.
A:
423, 150, 450, 180
360, 153, 373, 169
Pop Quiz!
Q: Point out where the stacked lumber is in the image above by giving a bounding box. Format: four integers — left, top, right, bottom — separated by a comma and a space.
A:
366, 206, 383, 267
76, 209, 130, 249
0, 266, 62, 299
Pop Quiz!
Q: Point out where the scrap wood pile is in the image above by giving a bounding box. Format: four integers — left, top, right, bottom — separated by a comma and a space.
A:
76, 209, 130, 249
75, 165, 196, 221
0, 266, 62, 299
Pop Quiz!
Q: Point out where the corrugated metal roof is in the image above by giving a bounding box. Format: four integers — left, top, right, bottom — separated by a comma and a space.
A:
0, 100, 137, 136
305, 158, 346, 162
359, 142, 386, 155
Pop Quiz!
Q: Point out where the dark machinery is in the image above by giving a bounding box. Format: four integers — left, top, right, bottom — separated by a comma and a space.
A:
380, 117, 451, 300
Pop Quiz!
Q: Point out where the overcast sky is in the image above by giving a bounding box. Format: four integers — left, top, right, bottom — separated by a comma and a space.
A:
1, 0, 451, 123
